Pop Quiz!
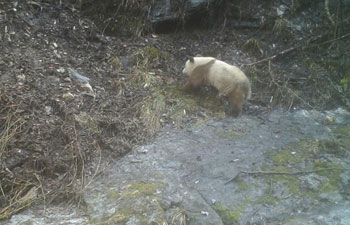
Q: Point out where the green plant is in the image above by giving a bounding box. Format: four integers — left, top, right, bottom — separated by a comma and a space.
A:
340, 77, 350, 94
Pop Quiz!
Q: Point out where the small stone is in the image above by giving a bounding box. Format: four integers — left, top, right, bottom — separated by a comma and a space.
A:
63, 92, 74, 102
57, 67, 65, 73
17, 74, 26, 81
201, 211, 209, 216
277, 5, 287, 17
324, 115, 335, 125
45, 106, 52, 115
46, 75, 60, 84
137, 146, 149, 154
80, 83, 94, 94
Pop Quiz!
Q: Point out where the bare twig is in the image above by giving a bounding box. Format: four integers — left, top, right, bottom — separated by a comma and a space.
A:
83, 141, 102, 190
34, 173, 46, 212
325, 0, 335, 26
245, 46, 297, 66
243, 32, 350, 66
225, 167, 347, 184
267, 60, 313, 109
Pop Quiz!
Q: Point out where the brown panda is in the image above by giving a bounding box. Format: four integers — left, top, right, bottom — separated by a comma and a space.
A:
182, 57, 251, 117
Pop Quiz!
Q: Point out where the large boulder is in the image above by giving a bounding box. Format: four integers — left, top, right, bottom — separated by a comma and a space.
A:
148, 0, 218, 24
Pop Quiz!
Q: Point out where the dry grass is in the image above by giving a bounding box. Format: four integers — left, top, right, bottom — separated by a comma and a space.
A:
138, 85, 226, 136
0, 93, 33, 219
0, 186, 37, 220
131, 46, 170, 70
0, 113, 24, 159
139, 92, 168, 136
273, 18, 291, 36
130, 70, 160, 88
243, 38, 264, 56
169, 208, 188, 225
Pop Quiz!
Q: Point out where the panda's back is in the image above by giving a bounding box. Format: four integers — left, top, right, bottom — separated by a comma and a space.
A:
207, 60, 247, 94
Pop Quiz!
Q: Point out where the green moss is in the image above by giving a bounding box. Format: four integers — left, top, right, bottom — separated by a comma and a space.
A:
110, 208, 134, 224
313, 160, 342, 192
125, 182, 162, 195
332, 125, 350, 149
255, 194, 278, 205
116, 182, 165, 200
106, 182, 165, 201
93, 182, 168, 224
236, 179, 249, 192
212, 203, 241, 225
279, 176, 301, 195
317, 125, 350, 157
264, 137, 345, 200
319, 139, 346, 156
336, 124, 350, 137
217, 129, 243, 139
265, 148, 297, 165
261, 166, 301, 196
106, 189, 121, 199
265, 140, 320, 166
285, 218, 306, 225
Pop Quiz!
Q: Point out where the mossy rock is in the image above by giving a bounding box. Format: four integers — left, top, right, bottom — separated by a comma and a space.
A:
264, 138, 345, 199
212, 203, 241, 225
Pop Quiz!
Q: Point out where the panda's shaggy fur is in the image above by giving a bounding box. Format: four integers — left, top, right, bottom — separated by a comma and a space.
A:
182, 57, 251, 117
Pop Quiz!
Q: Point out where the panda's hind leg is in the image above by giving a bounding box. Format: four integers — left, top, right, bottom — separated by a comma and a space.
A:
227, 90, 244, 117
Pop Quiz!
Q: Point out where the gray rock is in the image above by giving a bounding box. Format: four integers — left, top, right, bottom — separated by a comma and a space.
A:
5, 109, 350, 225
149, 0, 217, 24
67, 68, 90, 84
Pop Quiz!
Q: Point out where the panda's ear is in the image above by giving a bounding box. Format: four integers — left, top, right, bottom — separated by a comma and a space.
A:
189, 57, 194, 63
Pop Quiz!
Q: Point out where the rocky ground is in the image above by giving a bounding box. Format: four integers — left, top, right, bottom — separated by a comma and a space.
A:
5, 109, 350, 225
0, 0, 349, 224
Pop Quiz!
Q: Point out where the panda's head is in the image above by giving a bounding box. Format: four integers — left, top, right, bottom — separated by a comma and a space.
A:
182, 56, 215, 76
182, 57, 195, 76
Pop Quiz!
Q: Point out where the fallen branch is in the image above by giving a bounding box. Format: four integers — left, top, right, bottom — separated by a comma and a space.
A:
225, 167, 347, 185
244, 32, 350, 66
245, 46, 297, 66
267, 60, 314, 109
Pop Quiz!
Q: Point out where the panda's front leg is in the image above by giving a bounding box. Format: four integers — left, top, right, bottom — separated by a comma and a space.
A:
184, 76, 203, 92
183, 80, 193, 92
227, 91, 244, 117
